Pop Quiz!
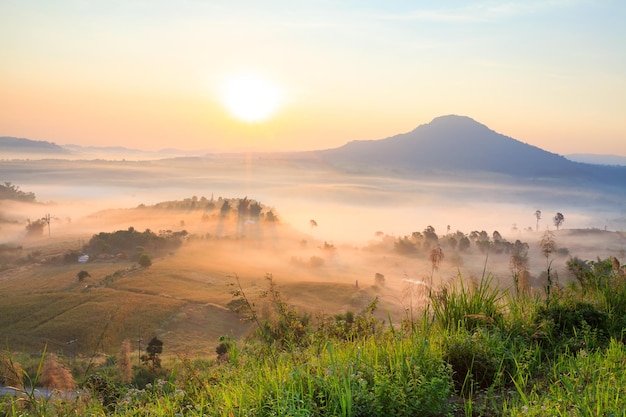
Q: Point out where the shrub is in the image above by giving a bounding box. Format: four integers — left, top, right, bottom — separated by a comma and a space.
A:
535, 299, 609, 353
443, 328, 510, 394
138, 254, 152, 268
77, 270, 91, 281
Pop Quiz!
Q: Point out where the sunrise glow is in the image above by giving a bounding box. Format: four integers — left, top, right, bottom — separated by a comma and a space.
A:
219, 75, 283, 123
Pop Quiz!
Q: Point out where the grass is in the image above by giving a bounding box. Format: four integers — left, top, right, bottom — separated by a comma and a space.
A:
2, 228, 626, 416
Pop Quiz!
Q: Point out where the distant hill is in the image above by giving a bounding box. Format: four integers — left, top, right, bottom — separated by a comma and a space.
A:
315, 115, 626, 185
0, 136, 70, 155
0, 137, 207, 160
566, 153, 626, 166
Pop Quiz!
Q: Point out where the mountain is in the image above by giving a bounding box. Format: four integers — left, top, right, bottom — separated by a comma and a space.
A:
315, 115, 626, 185
0, 136, 70, 155
566, 153, 626, 166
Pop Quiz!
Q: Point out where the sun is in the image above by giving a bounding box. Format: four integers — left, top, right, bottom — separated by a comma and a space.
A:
219, 74, 283, 123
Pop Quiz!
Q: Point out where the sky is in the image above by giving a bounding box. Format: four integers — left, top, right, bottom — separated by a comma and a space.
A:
1, 0, 625, 155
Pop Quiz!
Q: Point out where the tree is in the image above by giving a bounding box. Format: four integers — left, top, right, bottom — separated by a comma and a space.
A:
25, 218, 46, 237
138, 254, 152, 268
77, 270, 91, 282
42, 213, 51, 237
0, 182, 36, 202
458, 235, 470, 252
553, 212, 564, 230
428, 246, 444, 295
509, 240, 529, 295
534, 210, 541, 232
141, 337, 163, 370
539, 230, 557, 298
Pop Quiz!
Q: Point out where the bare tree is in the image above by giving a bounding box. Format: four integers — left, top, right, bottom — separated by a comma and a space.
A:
42, 213, 51, 237
539, 230, 557, 298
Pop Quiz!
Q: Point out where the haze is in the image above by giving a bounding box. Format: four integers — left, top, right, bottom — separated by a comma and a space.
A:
1, 1, 625, 155
2, 154, 625, 355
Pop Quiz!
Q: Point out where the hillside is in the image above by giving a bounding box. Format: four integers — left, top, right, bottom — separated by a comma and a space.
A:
316, 115, 626, 185
0, 136, 70, 155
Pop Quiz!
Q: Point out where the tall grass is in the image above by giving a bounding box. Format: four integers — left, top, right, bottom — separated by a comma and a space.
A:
2, 255, 626, 416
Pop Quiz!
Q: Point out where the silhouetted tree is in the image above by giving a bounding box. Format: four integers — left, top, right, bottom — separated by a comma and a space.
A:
25, 218, 46, 237
220, 200, 231, 218
42, 213, 51, 237
77, 270, 90, 281
553, 212, 564, 230
249, 202, 262, 219
509, 240, 529, 295
534, 210, 542, 232
265, 210, 277, 222
141, 337, 163, 370
422, 225, 438, 251
428, 245, 444, 294
539, 230, 558, 298
458, 236, 471, 252
0, 182, 36, 202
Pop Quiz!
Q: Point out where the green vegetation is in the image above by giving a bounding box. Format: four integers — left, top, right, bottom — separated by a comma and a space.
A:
1, 254, 625, 416
83, 226, 187, 261
0, 182, 36, 202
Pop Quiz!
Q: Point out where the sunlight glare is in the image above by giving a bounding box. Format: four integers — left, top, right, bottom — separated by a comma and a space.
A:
220, 74, 283, 123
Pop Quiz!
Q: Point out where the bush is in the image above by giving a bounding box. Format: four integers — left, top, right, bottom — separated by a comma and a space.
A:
535, 300, 609, 352
138, 254, 152, 268
443, 328, 510, 393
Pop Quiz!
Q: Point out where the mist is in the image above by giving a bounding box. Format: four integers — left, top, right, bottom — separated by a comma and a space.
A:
2, 156, 625, 356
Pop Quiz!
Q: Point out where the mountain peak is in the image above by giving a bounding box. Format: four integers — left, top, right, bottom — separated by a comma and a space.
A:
319, 115, 584, 178
413, 115, 491, 135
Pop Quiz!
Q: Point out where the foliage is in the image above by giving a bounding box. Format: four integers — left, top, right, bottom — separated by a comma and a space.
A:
76, 270, 90, 281
25, 218, 46, 237
431, 273, 504, 332
84, 373, 121, 411
0, 182, 36, 202
138, 253, 152, 267
141, 337, 164, 370
553, 212, 565, 230
83, 226, 186, 259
